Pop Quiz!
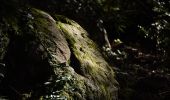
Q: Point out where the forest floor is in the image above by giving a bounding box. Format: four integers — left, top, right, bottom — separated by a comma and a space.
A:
111, 43, 170, 100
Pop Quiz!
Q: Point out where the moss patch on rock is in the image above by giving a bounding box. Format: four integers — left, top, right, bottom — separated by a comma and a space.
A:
56, 16, 118, 100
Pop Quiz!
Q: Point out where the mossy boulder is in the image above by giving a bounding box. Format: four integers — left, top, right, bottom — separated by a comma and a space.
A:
0, 8, 118, 100
56, 16, 118, 100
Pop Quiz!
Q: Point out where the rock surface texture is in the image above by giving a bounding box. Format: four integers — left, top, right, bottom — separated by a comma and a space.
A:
0, 8, 118, 100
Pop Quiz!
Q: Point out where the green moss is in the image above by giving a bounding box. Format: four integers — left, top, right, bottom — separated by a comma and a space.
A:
56, 16, 117, 99
54, 15, 78, 26
57, 22, 76, 46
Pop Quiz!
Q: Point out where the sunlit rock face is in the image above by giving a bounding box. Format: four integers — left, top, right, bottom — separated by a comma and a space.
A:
0, 8, 118, 100
57, 16, 118, 99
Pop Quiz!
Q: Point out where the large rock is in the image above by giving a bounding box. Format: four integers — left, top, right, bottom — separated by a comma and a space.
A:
0, 8, 118, 100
